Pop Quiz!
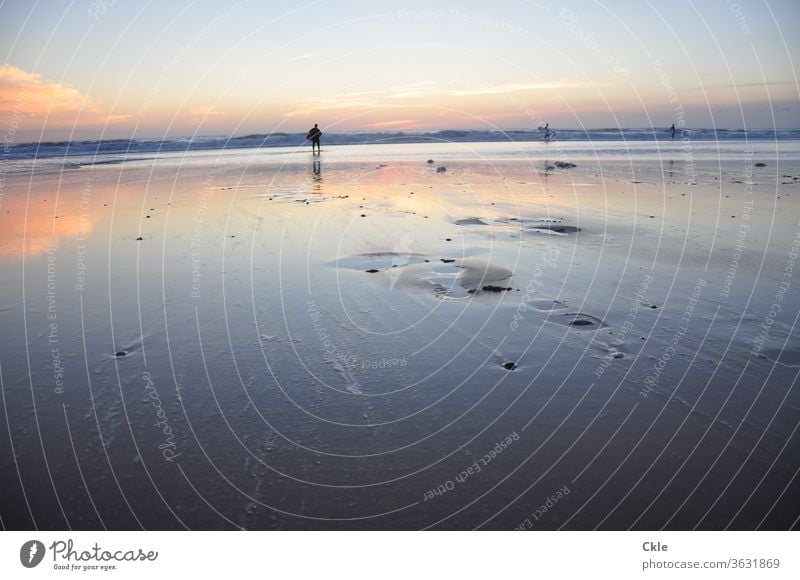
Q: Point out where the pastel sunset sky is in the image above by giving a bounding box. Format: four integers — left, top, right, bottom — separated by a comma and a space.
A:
1, 0, 798, 140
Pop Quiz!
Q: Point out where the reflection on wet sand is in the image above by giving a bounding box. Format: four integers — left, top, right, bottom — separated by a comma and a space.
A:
0, 203, 92, 258
311, 158, 323, 194
0, 142, 798, 531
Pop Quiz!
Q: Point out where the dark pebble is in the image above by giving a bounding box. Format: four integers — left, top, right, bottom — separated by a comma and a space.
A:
366, 269, 379, 273
482, 285, 512, 292
502, 361, 517, 370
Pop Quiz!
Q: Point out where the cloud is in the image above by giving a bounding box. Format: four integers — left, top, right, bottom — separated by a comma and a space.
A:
709, 81, 797, 90
286, 89, 402, 115
365, 119, 418, 128
189, 105, 226, 118
286, 79, 597, 116
282, 78, 604, 126
450, 80, 594, 96
0, 64, 128, 133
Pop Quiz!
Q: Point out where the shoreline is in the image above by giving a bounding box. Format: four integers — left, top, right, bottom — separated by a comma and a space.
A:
3, 128, 800, 164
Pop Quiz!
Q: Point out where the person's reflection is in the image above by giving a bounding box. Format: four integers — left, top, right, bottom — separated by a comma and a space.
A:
667, 158, 675, 184
543, 160, 552, 181
311, 158, 322, 193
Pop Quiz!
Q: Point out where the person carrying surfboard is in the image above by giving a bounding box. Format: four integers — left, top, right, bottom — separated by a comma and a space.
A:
307, 123, 322, 154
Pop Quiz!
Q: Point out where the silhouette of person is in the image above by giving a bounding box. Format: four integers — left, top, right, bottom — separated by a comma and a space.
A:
307, 123, 322, 154
670, 123, 676, 140
543, 123, 552, 140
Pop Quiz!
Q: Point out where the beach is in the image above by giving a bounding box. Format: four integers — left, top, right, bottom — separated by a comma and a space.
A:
0, 138, 798, 530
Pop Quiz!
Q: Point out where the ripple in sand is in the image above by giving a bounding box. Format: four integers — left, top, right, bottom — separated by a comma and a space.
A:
411, 260, 513, 300
497, 216, 580, 236
759, 348, 800, 368
455, 217, 489, 226
456, 261, 513, 293
338, 252, 513, 300
423, 263, 472, 298
527, 298, 568, 312
526, 224, 581, 235
545, 312, 606, 329
335, 252, 428, 271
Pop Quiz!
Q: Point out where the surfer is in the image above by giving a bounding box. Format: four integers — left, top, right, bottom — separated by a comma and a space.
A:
307, 123, 322, 154
670, 123, 676, 140
542, 123, 553, 141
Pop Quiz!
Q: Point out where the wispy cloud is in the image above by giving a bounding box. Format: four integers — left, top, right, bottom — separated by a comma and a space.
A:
365, 119, 418, 128
450, 80, 594, 96
189, 105, 226, 118
287, 79, 596, 115
0, 64, 128, 131
286, 53, 317, 62
707, 81, 797, 90
287, 89, 399, 115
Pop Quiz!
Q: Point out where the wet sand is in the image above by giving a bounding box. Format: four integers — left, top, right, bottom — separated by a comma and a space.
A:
0, 142, 798, 529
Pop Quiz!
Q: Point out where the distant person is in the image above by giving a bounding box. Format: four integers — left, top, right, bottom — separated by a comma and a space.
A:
542, 123, 552, 141
306, 123, 322, 154
670, 123, 676, 140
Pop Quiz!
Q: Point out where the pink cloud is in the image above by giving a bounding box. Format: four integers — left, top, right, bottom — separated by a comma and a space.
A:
0, 64, 129, 134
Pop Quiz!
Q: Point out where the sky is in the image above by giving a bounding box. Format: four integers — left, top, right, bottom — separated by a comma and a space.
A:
1, 0, 798, 140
